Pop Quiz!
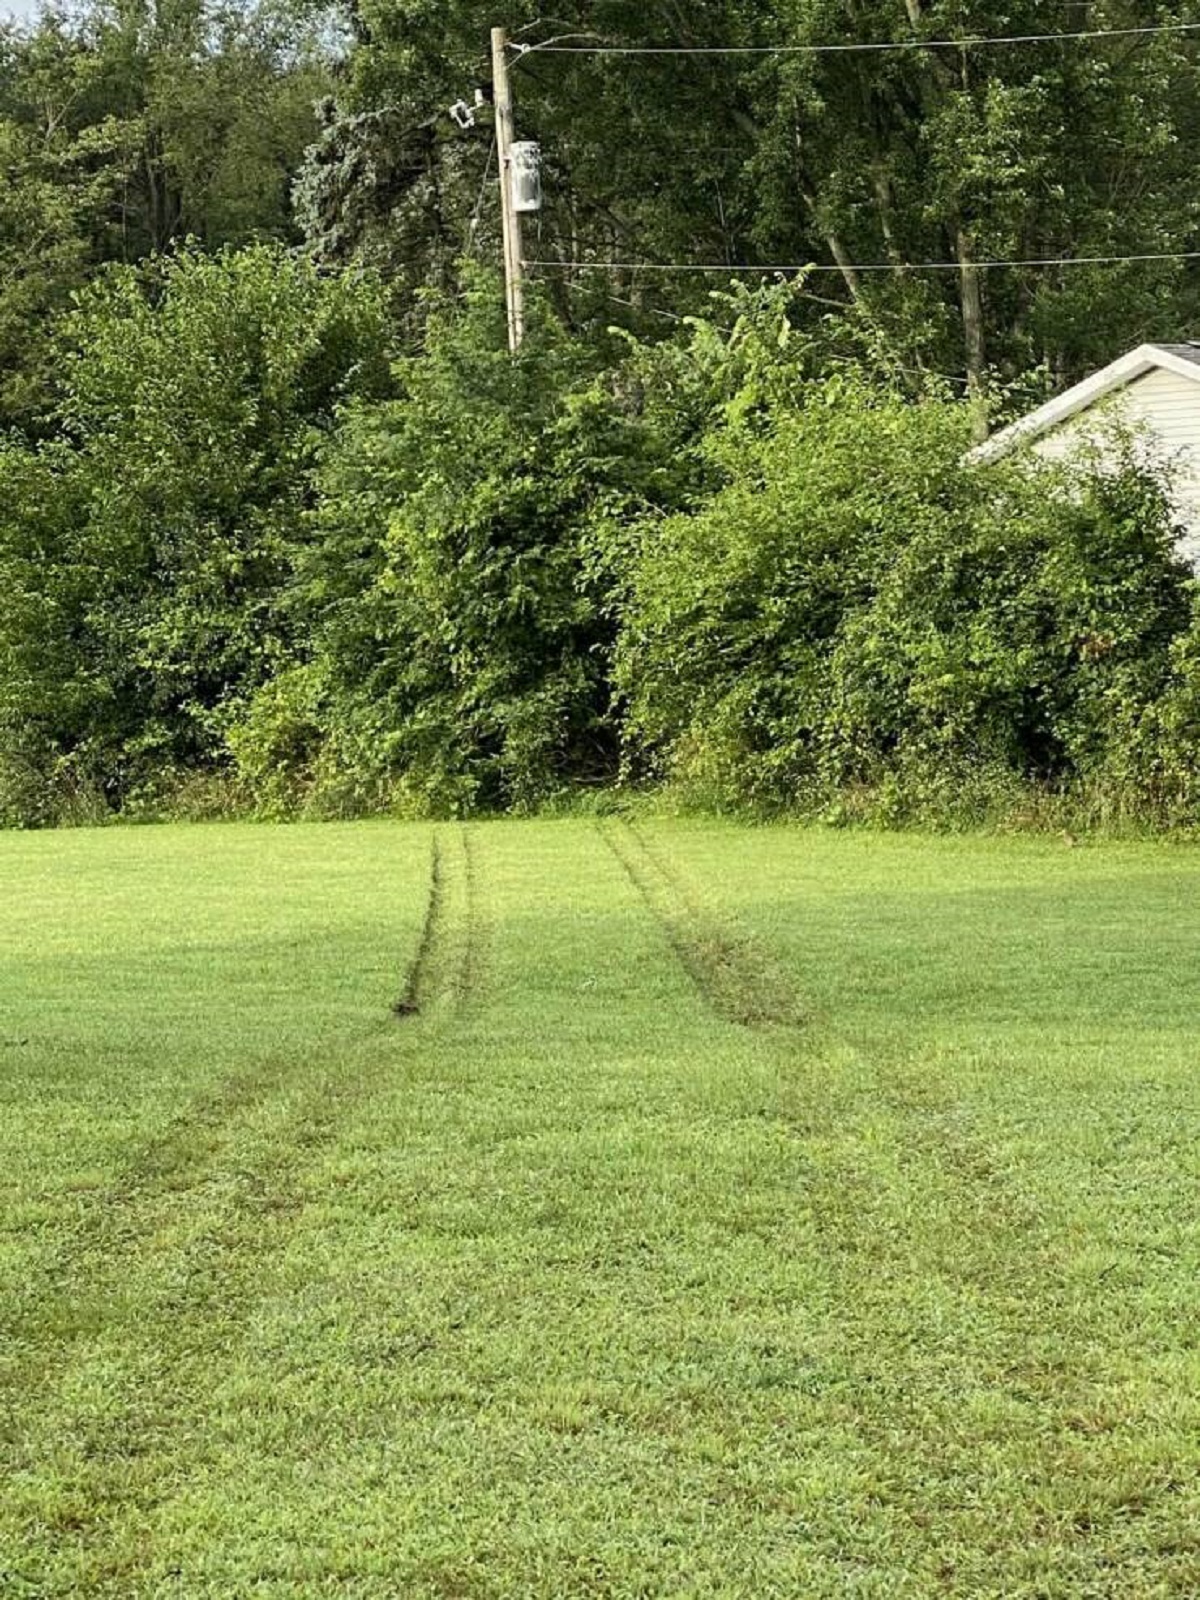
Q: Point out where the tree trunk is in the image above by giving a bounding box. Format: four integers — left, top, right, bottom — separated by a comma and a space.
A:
822, 225, 864, 300
795, 127, 862, 301
957, 227, 988, 439
871, 160, 906, 275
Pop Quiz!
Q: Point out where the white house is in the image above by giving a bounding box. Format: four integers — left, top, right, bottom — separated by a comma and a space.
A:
968, 342, 1200, 567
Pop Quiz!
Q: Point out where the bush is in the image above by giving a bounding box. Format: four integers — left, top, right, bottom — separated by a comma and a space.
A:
5, 259, 1196, 834
267, 274, 689, 815
613, 375, 1193, 817
0, 244, 390, 824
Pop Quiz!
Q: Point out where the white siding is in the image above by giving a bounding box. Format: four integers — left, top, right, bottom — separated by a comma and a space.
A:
1031, 366, 1200, 567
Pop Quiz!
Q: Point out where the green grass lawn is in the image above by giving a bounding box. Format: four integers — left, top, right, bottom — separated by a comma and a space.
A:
1, 818, 1199, 1597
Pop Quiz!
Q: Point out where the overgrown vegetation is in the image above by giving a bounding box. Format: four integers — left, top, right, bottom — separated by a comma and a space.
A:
0, 245, 390, 823
4, 0, 1200, 830
2, 262, 1198, 827
613, 374, 1195, 824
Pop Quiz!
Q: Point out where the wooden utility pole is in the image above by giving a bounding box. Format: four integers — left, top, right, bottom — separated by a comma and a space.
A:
491, 26, 525, 352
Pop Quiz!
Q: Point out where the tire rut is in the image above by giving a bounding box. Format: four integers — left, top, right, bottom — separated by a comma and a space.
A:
2, 823, 488, 1491
393, 823, 484, 1018
600, 820, 804, 1029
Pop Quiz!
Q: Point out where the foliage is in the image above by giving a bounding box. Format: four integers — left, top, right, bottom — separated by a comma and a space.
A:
259, 275, 671, 814
612, 378, 1194, 818
0, 244, 390, 823
6, 249, 1199, 833
10, 0, 1200, 406
295, 0, 1200, 397
294, 0, 778, 329
234, 277, 825, 818
0, 0, 336, 423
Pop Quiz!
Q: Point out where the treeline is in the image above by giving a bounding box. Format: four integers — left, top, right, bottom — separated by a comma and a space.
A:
10, 0, 1200, 410
5, 1, 1200, 827
310, 0, 1200, 396
2, 249, 1199, 828
0, 0, 333, 427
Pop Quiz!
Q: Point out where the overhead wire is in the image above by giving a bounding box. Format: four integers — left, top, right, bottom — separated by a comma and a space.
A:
525, 251, 1200, 274
465, 137, 498, 257
504, 23, 1200, 285
512, 21, 1200, 57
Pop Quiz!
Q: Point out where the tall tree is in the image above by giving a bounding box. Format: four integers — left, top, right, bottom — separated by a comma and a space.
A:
749, 1, 1200, 400
301, 1, 1200, 402
0, 0, 337, 423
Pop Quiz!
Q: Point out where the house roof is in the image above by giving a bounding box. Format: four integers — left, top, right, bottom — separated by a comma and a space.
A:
969, 342, 1200, 464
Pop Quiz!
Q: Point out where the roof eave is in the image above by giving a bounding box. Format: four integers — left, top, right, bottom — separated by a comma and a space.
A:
967, 343, 1200, 464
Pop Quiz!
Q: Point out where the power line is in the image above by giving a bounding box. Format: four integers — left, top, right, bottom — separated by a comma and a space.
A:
465, 136, 497, 258
513, 22, 1200, 57
526, 251, 1200, 274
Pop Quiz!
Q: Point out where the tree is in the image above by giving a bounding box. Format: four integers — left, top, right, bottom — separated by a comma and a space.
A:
0, 244, 390, 819
299, 1, 1200, 406
294, 0, 783, 329
0, 0, 337, 423
747, 0, 1200, 406
284, 275, 628, 813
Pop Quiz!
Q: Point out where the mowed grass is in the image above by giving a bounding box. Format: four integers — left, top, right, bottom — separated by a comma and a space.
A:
1, 820, 1199, 1597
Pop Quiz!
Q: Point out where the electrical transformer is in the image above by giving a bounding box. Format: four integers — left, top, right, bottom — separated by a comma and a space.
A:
510, 141, 543, 214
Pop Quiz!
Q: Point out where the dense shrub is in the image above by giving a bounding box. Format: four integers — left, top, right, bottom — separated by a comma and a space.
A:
0, 244, 390, 822
3, 260, 1198, 832
237, 276, 701, 816
612, 377, 1193, 821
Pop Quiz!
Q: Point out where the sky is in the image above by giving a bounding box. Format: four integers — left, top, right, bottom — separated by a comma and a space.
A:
1, 0, 39, 18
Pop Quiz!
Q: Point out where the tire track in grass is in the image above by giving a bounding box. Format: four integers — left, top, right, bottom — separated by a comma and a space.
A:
625, 824, 1040, 1226
391, 830, 446, 1015
392, 824, 486, 1019
11, 1008, 391, 1299
0, 825, 485, 1523
599, 819, 804, 1029
9, 826, 457, 1298
624, 831, 1072, 1466
14, 826, 469, 1285
611, 824, 1145, 1572
601, 821, 986, 1172
600, 827, 1107, 1561
2, 824, 486, 1589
